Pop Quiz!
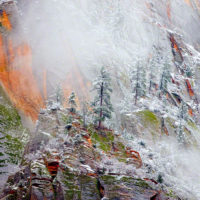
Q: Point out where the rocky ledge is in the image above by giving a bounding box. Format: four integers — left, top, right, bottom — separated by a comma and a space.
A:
0, 107, 179, 200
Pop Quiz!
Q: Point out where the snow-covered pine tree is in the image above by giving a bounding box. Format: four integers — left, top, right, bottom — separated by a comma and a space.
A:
91, 67, 113, 129
130, 61, 147, 105
185, 65, 193, 78
148, 48, 162, 94
68, 92, 77, 113
55, 84, 64, 105
149, 56, 157, 94
159, 62, 171, 97
149, 46, 167, 96
177, 101, 188, 143
80, 101, 89, 128
140, 64, 147, 97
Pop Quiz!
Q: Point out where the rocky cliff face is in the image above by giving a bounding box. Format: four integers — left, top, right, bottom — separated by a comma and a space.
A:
0, 107, 179, 200
0, 0, 200, 199
0, 85, 29, 189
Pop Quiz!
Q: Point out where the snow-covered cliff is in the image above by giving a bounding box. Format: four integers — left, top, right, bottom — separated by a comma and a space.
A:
0, 0, 200, 199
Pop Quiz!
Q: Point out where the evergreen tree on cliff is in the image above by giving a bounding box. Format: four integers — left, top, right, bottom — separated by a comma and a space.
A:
177, 101, 188, 143
91, 67, 113, 129
149, 47, 160, 94
159, 62, 171, 98
68, 92, 77, 113
131, 61, 147, 105
55, 84, 64, 105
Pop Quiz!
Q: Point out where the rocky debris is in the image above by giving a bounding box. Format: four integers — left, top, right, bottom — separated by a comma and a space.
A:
0, 109, 179, 199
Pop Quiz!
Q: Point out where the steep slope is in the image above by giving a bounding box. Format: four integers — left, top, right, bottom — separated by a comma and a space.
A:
0, 0, 200, 199
0, 85, 29, 189
0, 0, 200, 121
0, 107, 179, 200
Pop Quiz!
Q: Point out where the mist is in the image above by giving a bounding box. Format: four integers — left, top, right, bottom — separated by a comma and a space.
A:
15, 0, 163, 94
1, 0, 200, 199
16, 1, 200, 194
12, 0, 199, 99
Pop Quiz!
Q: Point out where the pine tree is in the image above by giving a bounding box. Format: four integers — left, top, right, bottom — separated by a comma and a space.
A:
131, 62, 147, 105
91, 67, 113, 129
81, 101, 89, 128
185, 64, 193, 78
55, 84, 64, 105
159, 62, 171, 97
149, 47, 163, 94
149, 57, 157, 93
140, 65, 147, 97
68, 92, 77, 113
177, 101, 188, 143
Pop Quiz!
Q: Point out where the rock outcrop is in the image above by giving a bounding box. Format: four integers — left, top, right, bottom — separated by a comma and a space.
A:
0, 107, 179, 199
0, 85, 29, 189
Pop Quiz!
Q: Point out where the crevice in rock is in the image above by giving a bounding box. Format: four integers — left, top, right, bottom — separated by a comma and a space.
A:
150, 193, 159, 200
46, 161, 59, 179
97, 179, 105, 198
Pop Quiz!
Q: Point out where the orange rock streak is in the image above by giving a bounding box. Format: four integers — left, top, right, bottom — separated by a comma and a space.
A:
0, 34, 44, 121
0, 10, 12, 31
0, 10, 92, 121
167, 0, 171, 21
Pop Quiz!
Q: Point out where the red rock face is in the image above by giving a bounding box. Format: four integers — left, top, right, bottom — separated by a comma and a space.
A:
0, 9, 12, 30
185, 79, 194, 97
0, 35, 45, 121
169, 34, 184, 64
0, 2, 91, 122
46, 161, 59, 178
0, 3, 45, 121
125, 148, 143, 168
